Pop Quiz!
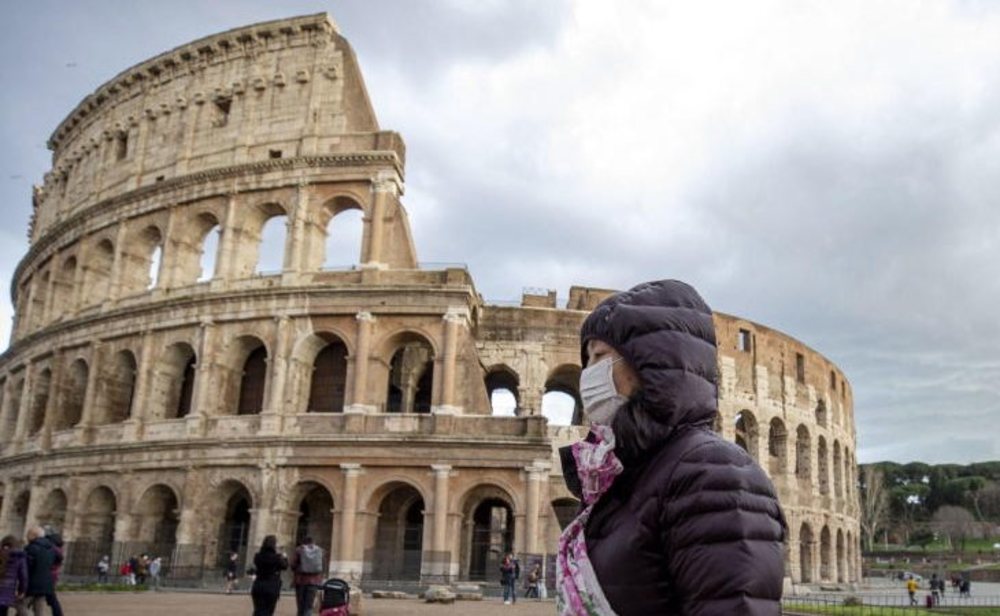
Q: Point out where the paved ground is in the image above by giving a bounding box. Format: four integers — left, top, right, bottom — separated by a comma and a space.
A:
60, 591, 556, 615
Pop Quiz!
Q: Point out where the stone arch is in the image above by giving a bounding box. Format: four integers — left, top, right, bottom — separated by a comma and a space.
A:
120, 225, 164, 296
817, 436, 830, 495
220, 335, 268, 416
247, 202, 288, 276
799, 522, 814, 583
833, 440, 843, 499
29, 270, 50, 329
132, 484, 180, 546
83, 238, 114, 307
836, 527, 846, 583
10, 490, 31, 541
3, 375, 25, 440
543, 364, 582, 426
175, 211, 223, 285
458, 483, 517, 581
149, 341, 197, 420
485, 364, 519, 417
551, 497, 580, 531
291, 332, 350, 414
52, 256, 78, 318
81, 485, 117, 548
37, 488, 68, 531
208, 480, 255, 567
820, 525, 832, 582
815, 399, 828, 427
378, 331, 436, 414
795, 424, 811, 481
56, 358, 89, 430
319, 196, 366, 270
367, 481, 425, 581
767, 417, 788, 476
735, 410, 759, 460
29, 368, 52, 435
95, 349, 137, 425
289, 481, 335, 571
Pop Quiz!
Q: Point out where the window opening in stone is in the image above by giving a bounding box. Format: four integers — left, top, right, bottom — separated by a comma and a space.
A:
29, 369, 52, 436
795, 424, 811, 480
796, 352, 805, 383
738, 328, 752, 352
60, 359, 89, 430
768, 417, 788, 476
485, 367, 519, 416
815, 399, 827, 426
322, 208, 364, 270
543, 364, 582, 426
198, 224, 221, 282
115, 132, 128, 161
237, 346, 267, 415
371, 484, 424, 581
799, 523, 814, 583
734, 410, 759, 460
147, 244, 163, 290
155, 175, 165, 183
269, 149, 282, 159
255, 215, 287, 275
817, 437, 830, 495
100, 350, 137, 424
308, 342, 348, 413
830, 370, 836, 390
176, 354, 196, 418
213, 97, 232, 127
386, 340, 433, 414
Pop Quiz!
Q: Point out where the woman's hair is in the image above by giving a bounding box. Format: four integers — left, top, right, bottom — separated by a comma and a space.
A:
610, 389, 672, 469
261, 535, 278, 552
0, 535, 20, 572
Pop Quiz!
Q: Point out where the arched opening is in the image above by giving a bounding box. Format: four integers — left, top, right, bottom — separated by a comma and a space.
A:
817, 437, 830, 495
96, 350, 137, 424
385, 336, 434, 414
3, 377, 24, 440
149, 342, 197, 420
543, 364, 582, 426
461, 486, 515, 581
120, 226, 164, 295
293, 483, 334, 573
30, 271, 49, 328
84, 239, 114, 307
735, 410, 759, 460
133, 485, 180, 549
815, 399, 828, 427
227, 337, 268, 416
795, 424, 811, 481
81, 486, 116, 554
370, 484, 424, 581
148, 245, 163, 289
836, 528, 846, 583
307, 339, 348, 413
322, 206, 364, 269
215, 483, 253, 568
52, 257, 77, 318
551, 498, 580, 531
255, 213, 288, 275
57, 359, 89, 430
37, 489, 68, 532
198, 217, 221, 282
833, 441, 843, 499
29, 368, 52, 435
485, 366, 519, 417
820, 525, 832, 582
10, 491, 31, 542
768, 417, 788, 476
799, 523, 814, 583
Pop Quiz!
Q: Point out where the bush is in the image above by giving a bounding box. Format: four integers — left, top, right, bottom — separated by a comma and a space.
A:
842, 596, 864, 606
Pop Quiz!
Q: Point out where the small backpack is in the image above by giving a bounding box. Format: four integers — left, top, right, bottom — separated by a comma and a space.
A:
299, 544, 323, 574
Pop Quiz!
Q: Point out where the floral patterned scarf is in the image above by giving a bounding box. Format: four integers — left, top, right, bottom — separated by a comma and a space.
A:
556, 424, 624, 615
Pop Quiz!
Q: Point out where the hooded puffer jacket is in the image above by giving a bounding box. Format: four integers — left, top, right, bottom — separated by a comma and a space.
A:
563, 280, 787, 615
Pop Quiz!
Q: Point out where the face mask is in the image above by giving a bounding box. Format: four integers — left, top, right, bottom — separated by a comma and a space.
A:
580, 356, 628, 425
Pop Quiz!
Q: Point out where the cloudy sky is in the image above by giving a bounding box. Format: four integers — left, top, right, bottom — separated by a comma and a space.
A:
3, 1, 1000, 464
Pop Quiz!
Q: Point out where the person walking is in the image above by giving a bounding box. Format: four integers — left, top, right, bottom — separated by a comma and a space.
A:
224, 552, 239, 594
906, 576, 919, 605
290, 536, 324, 616
250, 535, 288, 616
23, 526, 63, 616
43, 531, 64, 616
556, 280, 787, 615
148, 557, 162, 589
524, 563, 541, 599
500, 553, 518, 605
0, 536, 28, 616
96, 555, 110, 584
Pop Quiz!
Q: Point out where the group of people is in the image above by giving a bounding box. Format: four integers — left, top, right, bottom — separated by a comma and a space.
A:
244, 535, 326, 616
907, 573, 973, 606
0, 526, 64, 616
499, 553, 544, 604
110, 553, 162, 587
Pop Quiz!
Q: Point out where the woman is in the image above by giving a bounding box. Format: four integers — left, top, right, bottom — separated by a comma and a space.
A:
0, 536, 27, 616
499, 553, 517, 605
557, 280, 786, 615
250, 536, 288, 616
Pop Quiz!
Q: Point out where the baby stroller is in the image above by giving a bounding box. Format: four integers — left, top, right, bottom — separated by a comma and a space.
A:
315, 578, 351, 616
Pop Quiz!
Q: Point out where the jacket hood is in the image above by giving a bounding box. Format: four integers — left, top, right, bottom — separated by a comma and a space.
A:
580, 279, 718, 432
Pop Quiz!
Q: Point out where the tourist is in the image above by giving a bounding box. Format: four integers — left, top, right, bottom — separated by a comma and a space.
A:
931, 573, 941, 605
290, 536, 324, 616
149, 556, 162, 589
23, 526, 63, 616
250, 535, 288, 616
906, 576, 918, 605
556, 280, 787, 615
0, 536, 28, 616
500, 553, 518, 605
135, 553, 149, 585
43, 531, 64, 616
96, 555, 110, 584
224, 552, 239, 594
119, 559, 132, 585
127, 555, 138, 586
524, 562, 542, 599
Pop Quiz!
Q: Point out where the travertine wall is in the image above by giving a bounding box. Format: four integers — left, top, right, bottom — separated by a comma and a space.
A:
0, 13, 859, 586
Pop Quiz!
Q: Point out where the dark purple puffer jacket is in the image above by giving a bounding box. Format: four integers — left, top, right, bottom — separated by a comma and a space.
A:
563, 280, 787, 615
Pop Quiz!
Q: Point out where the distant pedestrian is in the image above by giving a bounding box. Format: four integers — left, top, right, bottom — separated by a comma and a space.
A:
290, 536, 324, 616
906, 576, 918, 605
250, 535, 288, 616
960, 579, 971, 597
225, 552, 239, 594
23, 526, 63, 616
127, 555, 138, 586
119, 560, 132, 585
148, 557, 162, 589
524, 563, 541, 599
96, 555, 110, 584
0, 535, 28, 616
43, 531, 64, 616
135, 554, 149, 585
500, 553, 519, 605
931, 574, 940, 605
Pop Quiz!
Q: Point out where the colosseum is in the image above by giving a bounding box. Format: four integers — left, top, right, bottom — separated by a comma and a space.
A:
0, 13, 860, 589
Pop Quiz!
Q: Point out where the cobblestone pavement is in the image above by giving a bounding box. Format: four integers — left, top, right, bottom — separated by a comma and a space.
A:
59, 591, 556, 615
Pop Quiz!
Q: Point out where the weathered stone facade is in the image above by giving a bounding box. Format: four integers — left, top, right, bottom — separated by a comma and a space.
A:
0, 13, 860, 586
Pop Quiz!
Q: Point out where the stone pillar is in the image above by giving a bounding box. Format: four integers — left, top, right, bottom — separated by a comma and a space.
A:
76, 343, 103, 444
215, 194, 240, 281
23, 483, 42, 531
40, 354, 65, 451
188, 321, 217, 436
260, 316, 291, 435
123, 333, 154, 441
345, 312, 376, 414
0, 482, 16, 535
363, 174, 396, 269
524, 461, 550, 556
333, 464, 362, 581
433, 308, 468, 415
12, 362, 33, 445
106, 221, 129, 303
426, 464, 452, 580
286, 182, 310, 275
0, 377, 14, 444
41, 268, 58, 326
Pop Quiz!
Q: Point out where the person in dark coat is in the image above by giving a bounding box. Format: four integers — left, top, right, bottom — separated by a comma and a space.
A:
556, 280, 787, 615
23, 526, 63, 616
0, 535, 28, 616
250, 535, 288, 616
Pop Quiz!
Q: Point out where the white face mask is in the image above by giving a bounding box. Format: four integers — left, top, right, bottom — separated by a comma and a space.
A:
580, 356, 628, 425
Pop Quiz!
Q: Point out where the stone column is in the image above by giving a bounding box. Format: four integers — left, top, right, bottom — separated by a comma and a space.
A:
0, 482, 16, 535
215, 194, 240, 281
286, 182, 310, 276
333, 464, 362, 581
188, 321, 217, 436
41, 268, 58, 326
363, 174, 396, 269
524, 461, 550, 556
23, 482, 42, 531
345, 313, 376, 414
76, 343, 103, 444
123, 333, 154, 441
260, 316, 291, 435
106, 221, 129, 303
12, 362, 33, 446
0, 377, 14, 445
427, 464, 452, 580
433, 308, 468, 415
40, 353, 65, 451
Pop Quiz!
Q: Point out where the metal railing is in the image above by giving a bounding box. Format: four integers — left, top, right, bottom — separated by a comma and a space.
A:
782, 594, 1000, 614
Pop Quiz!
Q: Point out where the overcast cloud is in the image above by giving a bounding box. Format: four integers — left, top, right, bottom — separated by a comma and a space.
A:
2, 1, 999, 464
